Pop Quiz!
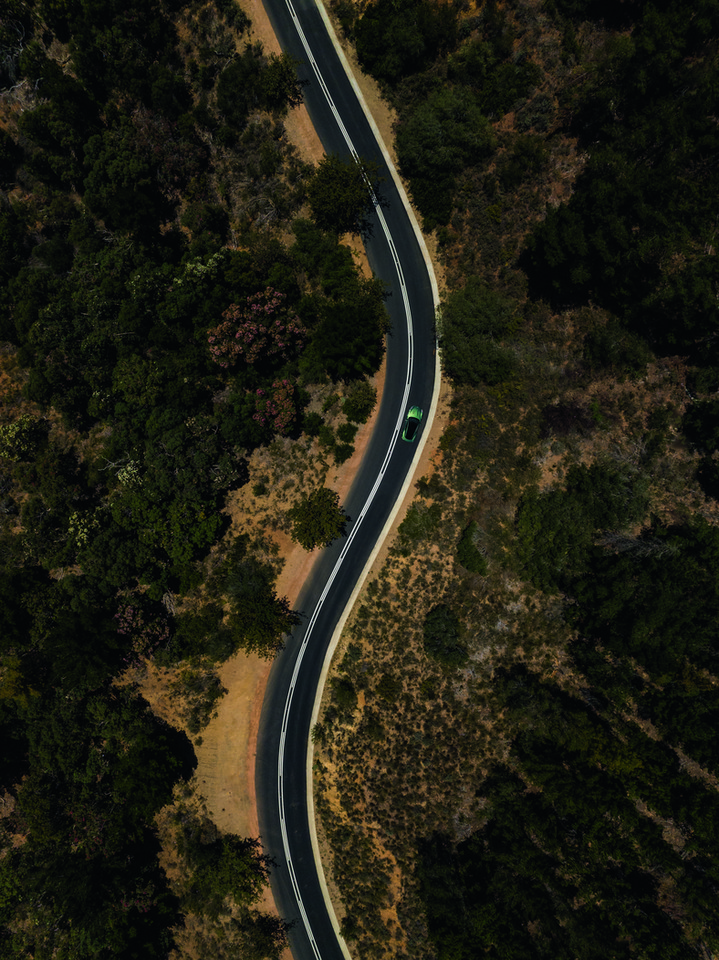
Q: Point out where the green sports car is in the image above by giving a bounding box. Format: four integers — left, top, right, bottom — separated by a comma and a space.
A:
401, 405, 423, 442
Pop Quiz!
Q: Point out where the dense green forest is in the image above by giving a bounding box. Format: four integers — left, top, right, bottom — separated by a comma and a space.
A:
314, 0, 719, 958
0, 0, 387, 955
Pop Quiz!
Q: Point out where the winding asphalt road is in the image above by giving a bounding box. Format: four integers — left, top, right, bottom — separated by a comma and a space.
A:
254, 3, 438, 958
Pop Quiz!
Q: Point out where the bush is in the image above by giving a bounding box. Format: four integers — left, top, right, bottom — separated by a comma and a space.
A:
583, 320, 651, 376
303, 411, 323, 437
438, 278, 518, 386
397, 87, 495, 228
423, 604, 468, 669
306, 154, 379, 236
376, 673, 402, 702
516, 462, 649, 592
496, 136, 548, 191
332, 677, 357, 712
333, 442, 354, 465
398, 501, 442, 544
456, 522, 488, 574
354, 0, 458, 84
343, 379, 377, 423
337, 422, 358, 444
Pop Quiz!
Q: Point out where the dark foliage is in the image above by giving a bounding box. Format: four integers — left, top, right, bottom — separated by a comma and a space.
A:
422, 604, 467, 669
0, 1, 383, 954
438, 278, 517, 386
516, 462, 649, 592
306, 153, 382, 236
354, 0, 458, 84
523, 1, 719, 359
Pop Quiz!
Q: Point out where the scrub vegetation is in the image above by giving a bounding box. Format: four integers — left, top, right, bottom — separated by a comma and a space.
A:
314, 0, 719, 958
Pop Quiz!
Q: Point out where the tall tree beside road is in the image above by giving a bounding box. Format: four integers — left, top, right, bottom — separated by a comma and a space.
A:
306, 153, 381, 236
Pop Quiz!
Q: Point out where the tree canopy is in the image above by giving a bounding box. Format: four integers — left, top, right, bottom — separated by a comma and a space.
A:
288, 487, 347, 550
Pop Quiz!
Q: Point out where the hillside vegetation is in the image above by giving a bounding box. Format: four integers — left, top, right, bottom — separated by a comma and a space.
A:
0, 0, 386, 956
313, 1, 719, 958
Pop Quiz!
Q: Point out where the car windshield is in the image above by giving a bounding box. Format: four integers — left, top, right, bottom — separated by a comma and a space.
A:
405, 416, 419, 441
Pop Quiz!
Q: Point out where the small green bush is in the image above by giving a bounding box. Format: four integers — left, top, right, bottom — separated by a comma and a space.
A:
343, 379, 377, 423
333, 442, 354, 465
423, 604, 468, 669
399, 502, 442, 543
303, 411, 323, 436
337, 421, 358, 444
456, 522, 488, 574
333, 677, 357, 712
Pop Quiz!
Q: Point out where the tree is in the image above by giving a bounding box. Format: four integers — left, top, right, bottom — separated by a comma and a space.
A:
299, 275, 388, 383
288, 487, 346, 550
222, 537, 300, 658
83, 120, 160, 232
516, 462, 649, 593
306, 154, 381, 236
207, 288, 306, 370
343, 378, 377, 423
216, 44, 265, 127
260, 52, 304, 112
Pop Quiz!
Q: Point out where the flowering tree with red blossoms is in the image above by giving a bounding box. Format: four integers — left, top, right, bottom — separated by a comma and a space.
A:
208, 288, 307, 369
253, 379, 296, 435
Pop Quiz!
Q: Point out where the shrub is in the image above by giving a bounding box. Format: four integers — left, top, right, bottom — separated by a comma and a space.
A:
438, 278, 518, 386
318, 424, 336, 450
582, 320, 651, 376
423, 604, 468, 669
333, 677, 357, 712
456, 522, 488, 574
376, 673, 402, 701
0, 415, 49, 461
333, 442, 354, 465
398, 502, 442, 544
252, 379, 297, 435
303, 411, 323, 437
343, 379, 377, 423
207, 289, 306, 370
337, 422, 358, 444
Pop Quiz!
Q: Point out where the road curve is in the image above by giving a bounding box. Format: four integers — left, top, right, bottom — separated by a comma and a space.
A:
254, 4, 438, 959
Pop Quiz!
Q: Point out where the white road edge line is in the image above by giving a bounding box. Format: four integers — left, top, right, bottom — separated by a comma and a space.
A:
273, 2, 442, 957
